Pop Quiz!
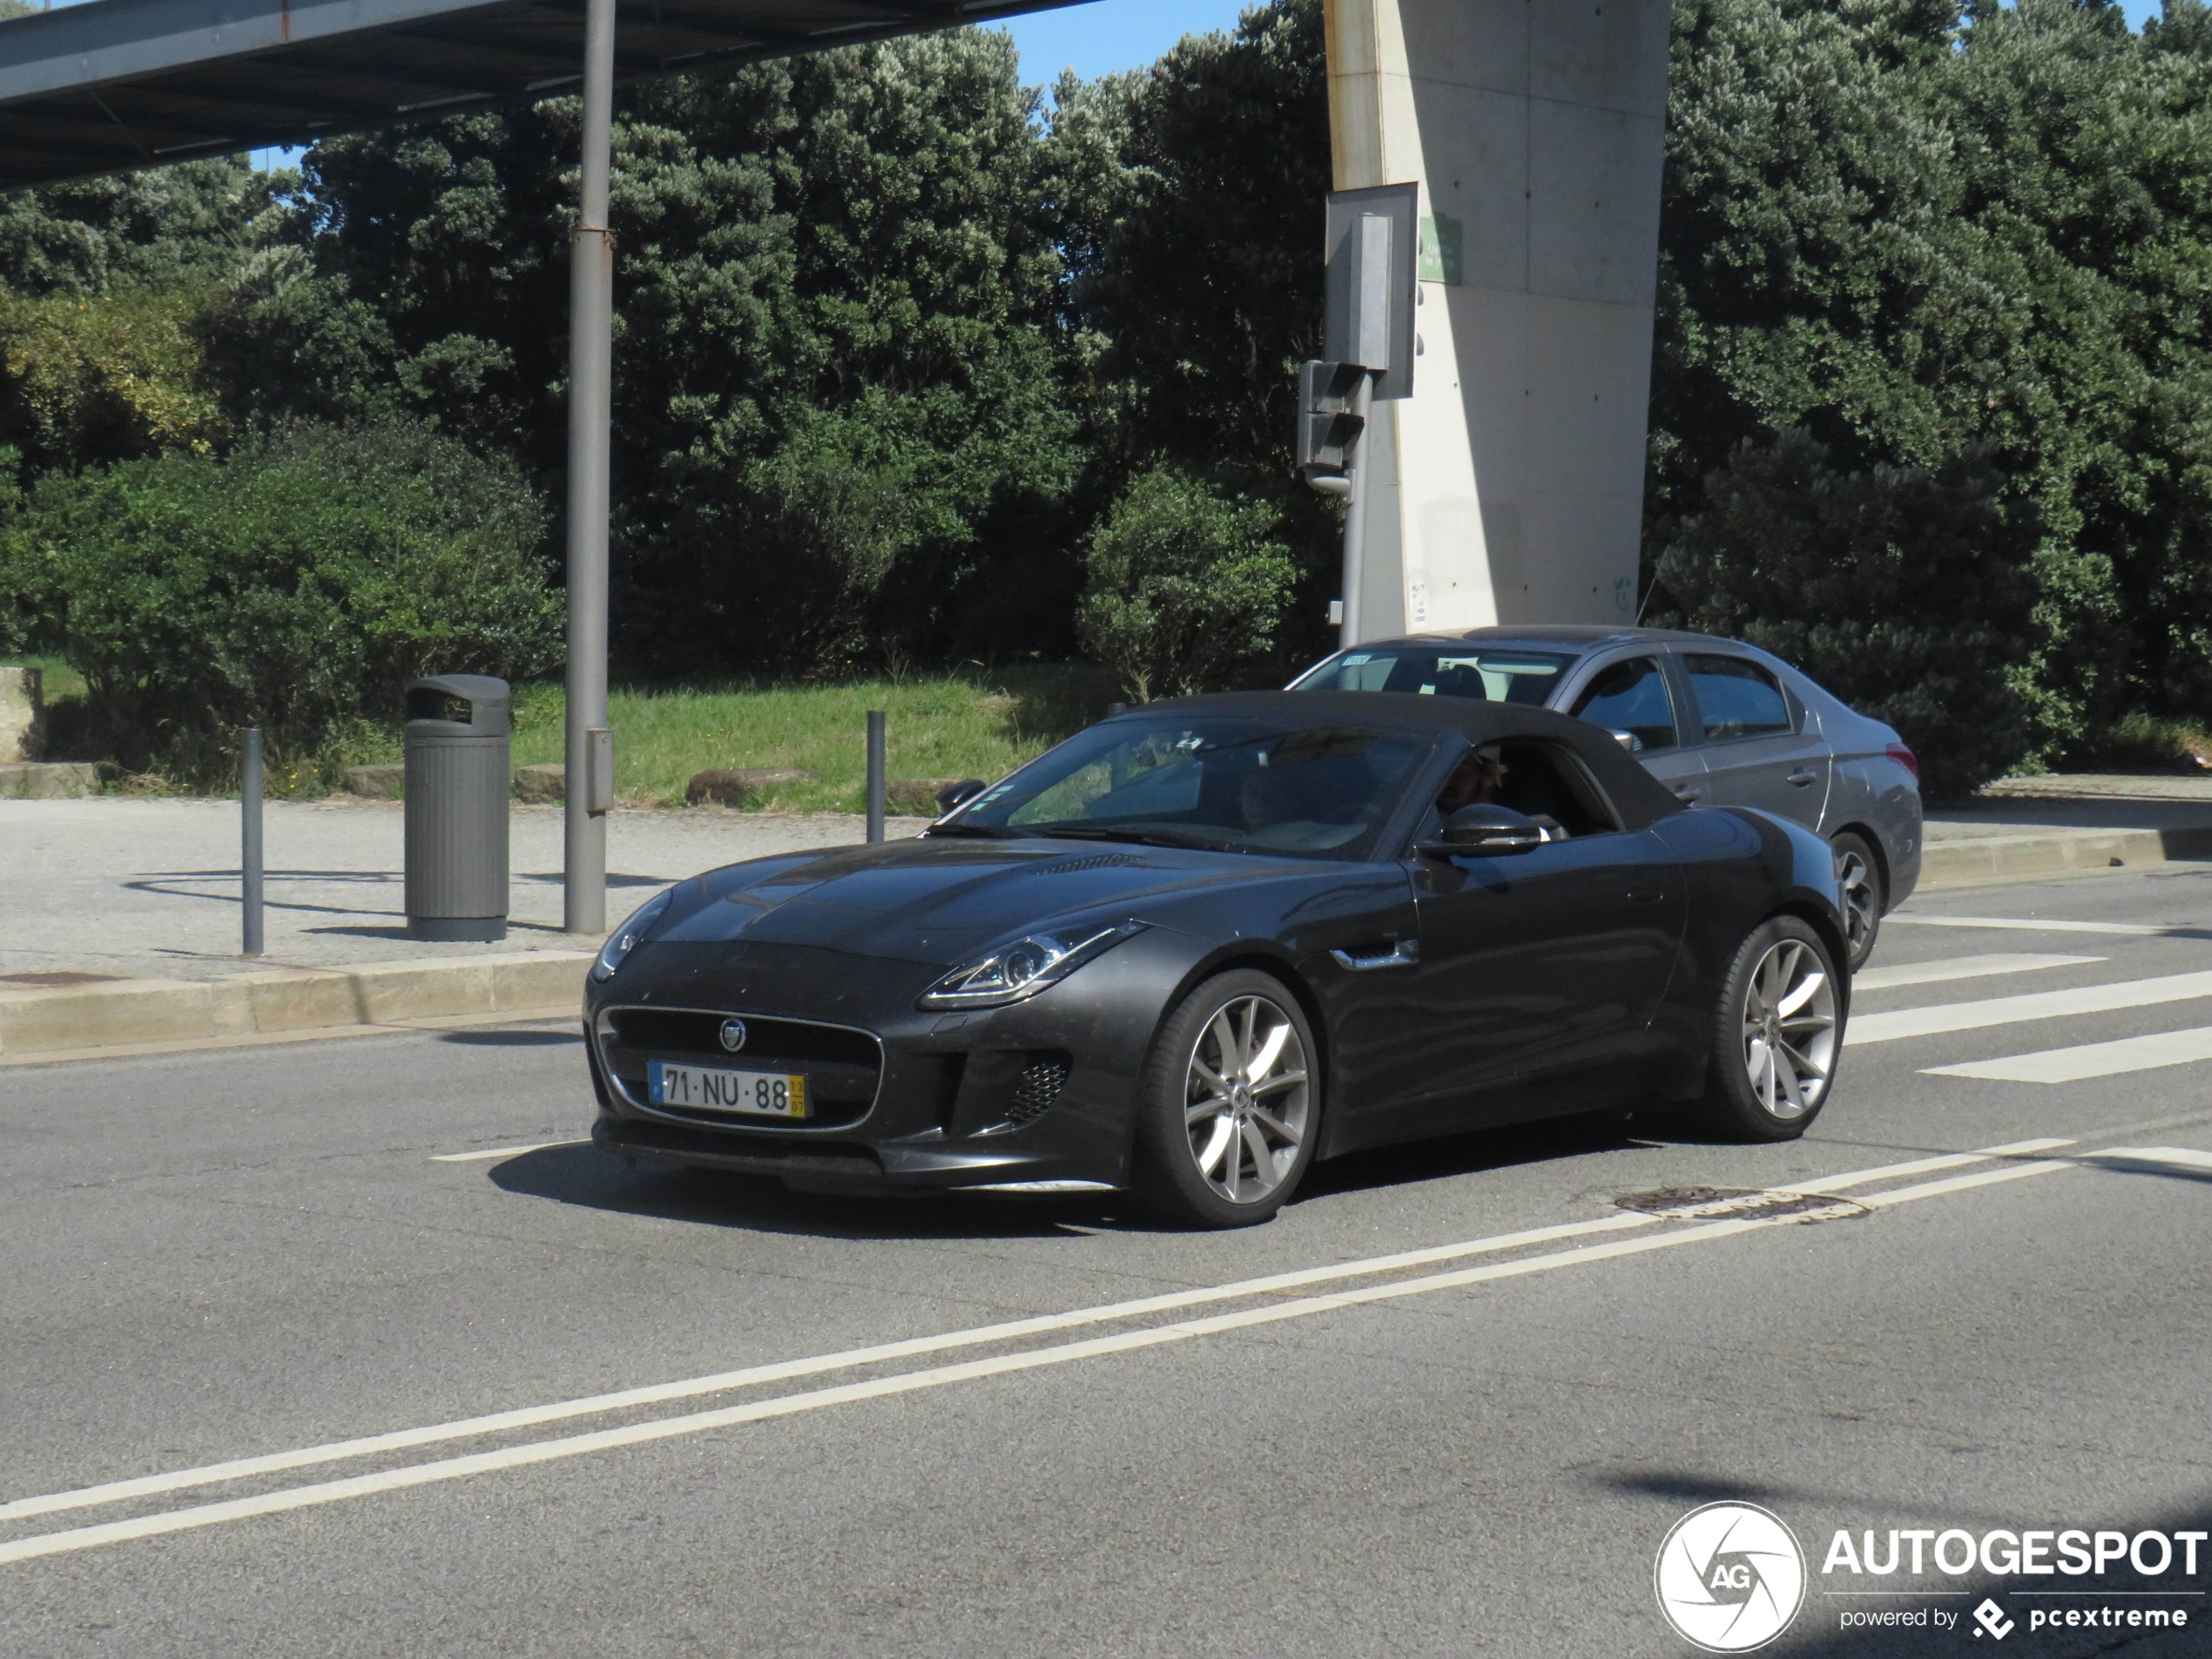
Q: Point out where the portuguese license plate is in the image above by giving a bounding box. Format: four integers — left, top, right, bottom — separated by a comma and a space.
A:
649, 1060, 809, 1119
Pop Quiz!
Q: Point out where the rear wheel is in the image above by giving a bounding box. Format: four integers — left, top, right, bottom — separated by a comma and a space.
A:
1133, 970, 1319, 1229
1696, 917, 1844, 1141
1831, 831, 1885, 972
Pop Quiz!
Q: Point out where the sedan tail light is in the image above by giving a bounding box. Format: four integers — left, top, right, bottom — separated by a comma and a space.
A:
1885, 743, 1919, 782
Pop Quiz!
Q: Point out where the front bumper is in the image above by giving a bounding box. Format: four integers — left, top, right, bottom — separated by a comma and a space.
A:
583, 930, 1207, 1193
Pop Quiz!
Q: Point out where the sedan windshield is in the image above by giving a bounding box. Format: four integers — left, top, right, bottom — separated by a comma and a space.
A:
1290, 645, 1577, 705
941, 717, 1435, 861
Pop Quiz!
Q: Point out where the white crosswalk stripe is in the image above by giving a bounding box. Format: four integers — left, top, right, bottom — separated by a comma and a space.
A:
1849, 968, 2212, 1045
1923, 1028, 2212, 1084
1889, 914, 2175, 936
1852, 953, 2101, 992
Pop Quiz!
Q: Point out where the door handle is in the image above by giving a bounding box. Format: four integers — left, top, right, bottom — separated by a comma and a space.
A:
1332, 940, 1421, 971
1785, 770, 1818, 787
1673, 785, 1705, 802
1626, 888, 1667, 906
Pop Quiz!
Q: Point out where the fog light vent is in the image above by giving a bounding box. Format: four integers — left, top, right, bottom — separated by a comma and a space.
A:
1006, 1056, 1070, 1125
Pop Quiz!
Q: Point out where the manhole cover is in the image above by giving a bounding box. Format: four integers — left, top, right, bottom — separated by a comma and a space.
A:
0, 971, 124, 988
1615, 1185, 1869, 1223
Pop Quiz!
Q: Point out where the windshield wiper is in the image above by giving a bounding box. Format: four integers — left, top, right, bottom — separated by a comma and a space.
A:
1037, 826, 1223, 851
922, 822, 1019, 839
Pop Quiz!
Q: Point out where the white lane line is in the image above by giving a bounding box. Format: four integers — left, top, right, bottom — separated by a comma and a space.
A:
0, 1137, 2072, 1528
1853, 1160, 2075, 1206
2083, 1145, 2212, 1173
428, 1141, 585, 1163
0, 1153, 2089, 1572
1852, 954, 2102, 992
1925, 1027, 2212, 1084
1849, 969, 2212, 1045
1890, 915, 2174, 936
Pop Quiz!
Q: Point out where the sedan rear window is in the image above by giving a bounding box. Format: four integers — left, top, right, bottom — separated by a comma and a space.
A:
1291, 646, 1576, 705
1683, 655, 1793, 741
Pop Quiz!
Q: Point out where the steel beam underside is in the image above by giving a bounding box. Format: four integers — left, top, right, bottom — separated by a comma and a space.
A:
0, 0, 1080, 188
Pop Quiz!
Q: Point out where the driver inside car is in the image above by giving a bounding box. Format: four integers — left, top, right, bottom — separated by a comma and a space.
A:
1434, 748, 1567, 840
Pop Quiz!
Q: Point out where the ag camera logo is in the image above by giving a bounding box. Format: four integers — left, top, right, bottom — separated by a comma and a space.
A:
1656, 1502, 1808, 1652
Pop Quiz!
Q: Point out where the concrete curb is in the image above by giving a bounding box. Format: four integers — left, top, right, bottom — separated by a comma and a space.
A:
0, 950, 594, 1059
1919, 825, 2212, 889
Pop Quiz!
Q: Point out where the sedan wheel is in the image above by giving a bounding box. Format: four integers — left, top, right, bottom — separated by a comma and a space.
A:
1698, 916, 1844, 1141
1135, 970, 1319, 1228
1831, 831, 1885, 972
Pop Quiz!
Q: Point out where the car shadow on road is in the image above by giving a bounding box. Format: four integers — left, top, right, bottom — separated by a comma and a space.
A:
1297, 1107, 1668, 1203
485, 1141, 1128, 1241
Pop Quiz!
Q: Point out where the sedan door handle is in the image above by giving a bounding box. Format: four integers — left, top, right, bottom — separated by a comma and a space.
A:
1626, 888, 1668, 906
1332, 940, 1421, 971
1673, 785, 1705, 803
1785, 770, 1818, 787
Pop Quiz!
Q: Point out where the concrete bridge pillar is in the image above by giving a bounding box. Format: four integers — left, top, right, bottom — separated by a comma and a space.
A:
1324, 0, 1668, 633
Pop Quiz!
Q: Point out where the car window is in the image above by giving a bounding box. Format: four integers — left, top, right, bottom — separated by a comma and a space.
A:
1683, 655, 1793, 741
1413, 740, 1624, 846
1290, 646, 1575, 705
1568, 657, 1677, 752
949, 716, 1435, 861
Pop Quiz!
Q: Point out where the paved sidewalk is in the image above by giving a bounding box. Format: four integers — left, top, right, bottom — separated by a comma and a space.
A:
1921, 773, 2212, 887
0, 797, 924, 982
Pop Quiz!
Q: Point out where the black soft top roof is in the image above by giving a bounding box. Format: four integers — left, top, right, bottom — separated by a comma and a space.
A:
1125, 691, 1685, 830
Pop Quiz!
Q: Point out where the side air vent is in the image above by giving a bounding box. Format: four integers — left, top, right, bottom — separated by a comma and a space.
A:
1005, 1055, 1071, 1125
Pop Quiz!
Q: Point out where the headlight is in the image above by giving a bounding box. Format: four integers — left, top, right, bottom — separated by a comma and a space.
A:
591, 888, 675, 982
918, 923, 1144, 1010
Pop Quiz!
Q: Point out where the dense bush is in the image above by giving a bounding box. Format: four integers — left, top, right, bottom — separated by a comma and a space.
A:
1076, 468, 1296, 704
1649, 433, 2037, 799
3, 420, 558, 784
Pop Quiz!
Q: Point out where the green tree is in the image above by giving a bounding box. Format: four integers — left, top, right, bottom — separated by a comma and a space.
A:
1076, 467, 1297, 703
1652, 432, 2036, 797
8, 420, 557, 784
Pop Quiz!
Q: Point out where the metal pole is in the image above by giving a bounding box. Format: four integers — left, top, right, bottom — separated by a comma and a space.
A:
241, 726, 264, 958
563, 0, 616, 935
865, 710, 886, 844
1337, 371, 1376, 651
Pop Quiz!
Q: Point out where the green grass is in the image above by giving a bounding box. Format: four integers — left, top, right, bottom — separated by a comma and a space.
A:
10, 653, 85, 701
361, 664, 1122, 811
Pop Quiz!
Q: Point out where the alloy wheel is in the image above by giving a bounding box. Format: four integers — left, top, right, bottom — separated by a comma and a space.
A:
1740, 938, 1838, 1119
1183, 994, 1311, 1204
1837, 846, 1878, 962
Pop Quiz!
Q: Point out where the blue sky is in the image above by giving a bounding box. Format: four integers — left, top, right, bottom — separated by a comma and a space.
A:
992, 0, 1251, 83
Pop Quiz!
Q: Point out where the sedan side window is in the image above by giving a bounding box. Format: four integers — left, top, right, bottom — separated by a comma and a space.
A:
1683, 655, 1793, 742
1569, 657, 1677, 752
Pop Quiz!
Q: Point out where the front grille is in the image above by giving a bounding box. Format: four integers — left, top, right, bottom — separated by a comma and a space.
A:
1005, 1057, 1070, 1125
597, 1007, 883, 1130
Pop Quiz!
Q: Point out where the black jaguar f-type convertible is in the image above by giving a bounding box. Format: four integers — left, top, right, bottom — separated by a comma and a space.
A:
583, 691, 1849, 1228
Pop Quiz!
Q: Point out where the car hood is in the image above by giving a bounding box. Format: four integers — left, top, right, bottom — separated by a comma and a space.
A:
648, 834, 1319, 968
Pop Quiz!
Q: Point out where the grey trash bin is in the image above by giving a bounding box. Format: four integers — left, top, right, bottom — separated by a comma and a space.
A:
403, 674, 510, 942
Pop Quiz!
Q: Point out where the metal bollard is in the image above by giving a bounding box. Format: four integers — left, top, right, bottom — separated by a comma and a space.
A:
241, 725, 264, 958
866, 709, 886, 844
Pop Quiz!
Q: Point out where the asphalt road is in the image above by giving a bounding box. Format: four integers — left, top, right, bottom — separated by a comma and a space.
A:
3, 867, 2210, 1657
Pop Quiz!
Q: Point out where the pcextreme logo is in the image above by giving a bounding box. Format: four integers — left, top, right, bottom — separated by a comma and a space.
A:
1655, 1502, 1809, 1652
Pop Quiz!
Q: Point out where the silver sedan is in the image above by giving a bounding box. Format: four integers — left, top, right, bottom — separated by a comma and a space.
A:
1287, 624, 1921, 969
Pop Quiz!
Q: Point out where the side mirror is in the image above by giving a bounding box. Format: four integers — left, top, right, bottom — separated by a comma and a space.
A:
934, 779, 988, 815
1417, 803, 1544, 859
1608, 728, 1641, 753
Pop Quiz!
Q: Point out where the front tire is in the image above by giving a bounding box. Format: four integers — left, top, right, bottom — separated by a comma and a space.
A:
1831, 831, 1885, 972
1133, 970, 1319, 1229
1696, 917, 1844, 1141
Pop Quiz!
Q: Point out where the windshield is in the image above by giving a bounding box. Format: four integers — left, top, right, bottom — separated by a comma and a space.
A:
1290, 645, 1578, 705
941, 716, 1435, 861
